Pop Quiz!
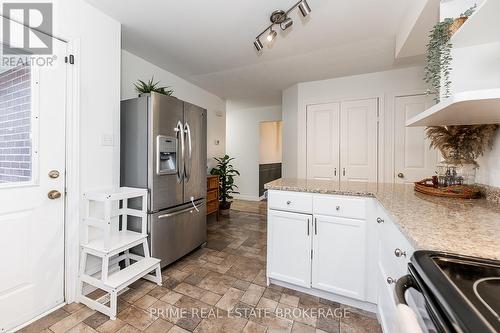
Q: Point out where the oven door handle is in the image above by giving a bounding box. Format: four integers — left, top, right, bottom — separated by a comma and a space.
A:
395, 274, 420, 305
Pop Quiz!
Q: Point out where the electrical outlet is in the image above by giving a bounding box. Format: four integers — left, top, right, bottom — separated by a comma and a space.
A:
101, 134, 114, 146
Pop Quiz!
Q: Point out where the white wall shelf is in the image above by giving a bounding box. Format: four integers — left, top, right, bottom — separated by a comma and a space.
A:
450, 0, 500, 48
406, 89, 500, 127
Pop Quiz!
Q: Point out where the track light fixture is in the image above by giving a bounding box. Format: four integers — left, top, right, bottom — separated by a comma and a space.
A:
267, 28, 277, 42
298, 0, 312, 17
253, 0, 312, 52
253, 39, 263, 51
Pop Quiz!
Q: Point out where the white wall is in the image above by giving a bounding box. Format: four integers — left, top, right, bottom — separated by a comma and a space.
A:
282, 85, 299, 178
121, 50, 226, 168
51, 0, 121, 301
226, 104, 282, 200
282, 67, 427, 180
55, 0, 121, 191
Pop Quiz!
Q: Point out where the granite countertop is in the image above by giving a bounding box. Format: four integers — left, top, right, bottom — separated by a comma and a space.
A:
265, 178, 500, 261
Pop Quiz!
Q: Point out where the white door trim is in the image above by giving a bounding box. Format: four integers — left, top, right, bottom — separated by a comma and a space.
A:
64, 38, 81, 303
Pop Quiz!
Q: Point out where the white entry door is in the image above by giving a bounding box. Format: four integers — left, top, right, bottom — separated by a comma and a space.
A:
306, 103, 340, 180
0, 37, 67, 330
340, 99, 378, 182
394, 95, 438, 183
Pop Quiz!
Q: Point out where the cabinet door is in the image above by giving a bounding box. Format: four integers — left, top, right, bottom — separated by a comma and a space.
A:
267, 210, 312, 288
394, 95, 438, 183
306, 103, 340, 180
312, 215, 366, 300
340, 99, 378, 182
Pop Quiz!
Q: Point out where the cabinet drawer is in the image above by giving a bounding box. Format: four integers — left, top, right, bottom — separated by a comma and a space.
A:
207, 200, 218, 214
207, 189, 218, 202
313, 195, 366, 219
207, 176, 219, 190
268, 191, 313, 214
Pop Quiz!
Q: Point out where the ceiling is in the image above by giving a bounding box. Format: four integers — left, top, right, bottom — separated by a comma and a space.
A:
85, 0, 422, 107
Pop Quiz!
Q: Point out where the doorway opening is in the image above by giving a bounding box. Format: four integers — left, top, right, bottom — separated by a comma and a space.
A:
259, 121, 282, 198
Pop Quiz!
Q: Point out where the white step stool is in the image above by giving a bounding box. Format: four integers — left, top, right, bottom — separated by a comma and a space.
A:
78, 187, 162, 320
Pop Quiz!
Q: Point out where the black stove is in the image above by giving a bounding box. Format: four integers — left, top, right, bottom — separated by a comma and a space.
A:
397, 251, 500, 332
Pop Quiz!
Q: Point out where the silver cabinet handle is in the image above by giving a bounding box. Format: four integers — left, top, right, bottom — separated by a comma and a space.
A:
336, 205, 340, 211
387, 277, 396, 284
343, 168, 346, 176
184, 122, 192, 181
334, 168, 337, 176
158, 201, 205, 219
286, 200, 291, 205
307, 219, 310, 235
377, 217, 384, 224
314, 218, 317, 235
394, 248, 407, 258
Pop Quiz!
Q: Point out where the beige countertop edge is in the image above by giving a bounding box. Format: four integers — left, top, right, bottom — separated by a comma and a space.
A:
264, 180, 500, 261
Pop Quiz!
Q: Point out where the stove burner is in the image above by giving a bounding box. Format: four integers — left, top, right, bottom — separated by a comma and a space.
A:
474, 277, 500, 324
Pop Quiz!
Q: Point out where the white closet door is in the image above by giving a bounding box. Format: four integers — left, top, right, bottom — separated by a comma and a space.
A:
306, 103, 340, 180
394, 95, 438, 183
340, 99, 378, 182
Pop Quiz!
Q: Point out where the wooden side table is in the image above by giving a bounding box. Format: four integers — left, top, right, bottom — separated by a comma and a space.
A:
207, 175, 219, 221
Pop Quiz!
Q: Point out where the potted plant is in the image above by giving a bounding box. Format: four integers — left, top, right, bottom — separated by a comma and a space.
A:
210, 155, 240, 210
426, 125, 498, 184
134, 76, 173, 96
424, 5, 476, 102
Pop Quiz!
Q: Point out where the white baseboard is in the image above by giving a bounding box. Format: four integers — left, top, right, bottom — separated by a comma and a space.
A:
234, 194, 262, 202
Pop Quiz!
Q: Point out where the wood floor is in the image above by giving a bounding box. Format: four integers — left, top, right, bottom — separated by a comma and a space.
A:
19, 201, 381, 333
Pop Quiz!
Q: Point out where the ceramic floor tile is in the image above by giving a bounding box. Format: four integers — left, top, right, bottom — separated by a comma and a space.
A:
83, 312, 110, 329
30, 204, 382, 333
241, 284, 265, 307
144, 319, 174, 333
18, 308, 70, 333
241, 320, 266, 333
49, 307, 96, 333
339, 312, 381, 333
215, 288, 244, 312
66, 322, 99, 333
117, 306, 157, 331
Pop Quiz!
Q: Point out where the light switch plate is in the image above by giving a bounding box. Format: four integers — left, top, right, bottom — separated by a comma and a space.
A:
101, 134, 114, 146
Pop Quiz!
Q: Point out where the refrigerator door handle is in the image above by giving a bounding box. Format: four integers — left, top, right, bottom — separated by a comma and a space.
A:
158, 200, 206, 219
184, 121, 192, 181
175, 121, 185, 182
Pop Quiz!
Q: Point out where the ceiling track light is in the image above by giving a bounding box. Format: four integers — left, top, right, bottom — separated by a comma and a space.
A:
253, 0, 312, 52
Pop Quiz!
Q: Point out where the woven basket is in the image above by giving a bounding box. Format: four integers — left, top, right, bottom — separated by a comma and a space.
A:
414, 178, 480, 199
449, 17, 468, 36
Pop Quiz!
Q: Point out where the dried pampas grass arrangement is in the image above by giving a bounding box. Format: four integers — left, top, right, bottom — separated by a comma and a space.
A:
426, 125, 499, 166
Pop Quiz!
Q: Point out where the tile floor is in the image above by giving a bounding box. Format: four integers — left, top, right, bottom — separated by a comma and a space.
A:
20, 202, 381, 333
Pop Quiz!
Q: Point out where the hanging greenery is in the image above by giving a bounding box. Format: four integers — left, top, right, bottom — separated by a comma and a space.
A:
424, 5, 477, 103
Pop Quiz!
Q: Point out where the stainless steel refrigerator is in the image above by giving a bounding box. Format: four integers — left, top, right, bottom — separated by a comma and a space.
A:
120, 92, 207, 268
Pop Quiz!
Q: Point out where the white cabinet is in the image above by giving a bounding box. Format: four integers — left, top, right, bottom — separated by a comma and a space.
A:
339, 99, 378, 182
306, 103, 340, 180
311, 215, 366, 299
267, 209, 312, 288
267, 190, 372, 304
375, 204, 414, 333
306, 99, 378, 182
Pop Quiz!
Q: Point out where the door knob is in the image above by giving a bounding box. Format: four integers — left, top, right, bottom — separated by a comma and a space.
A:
397, 172, 404, 178
48, 190, 62, 200
48, 170, 60, 179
